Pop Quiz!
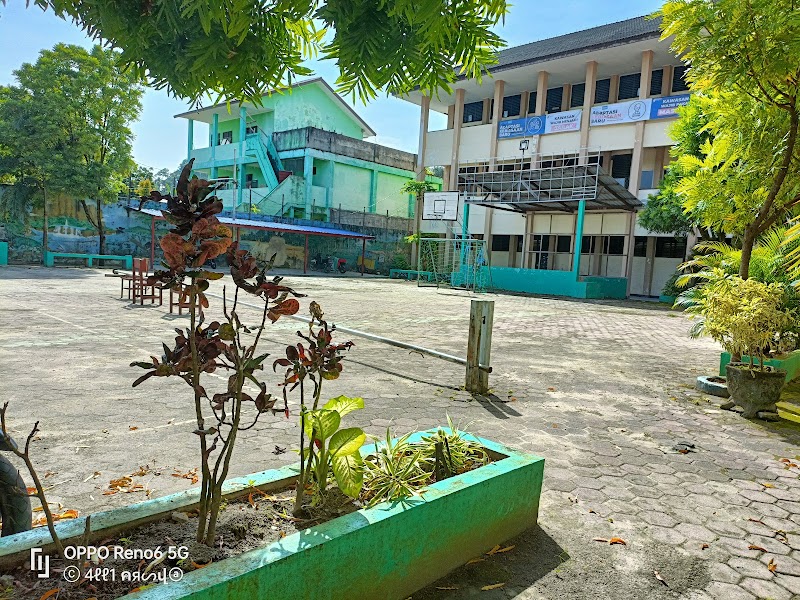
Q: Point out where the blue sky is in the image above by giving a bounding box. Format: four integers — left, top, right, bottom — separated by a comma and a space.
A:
0, 1, 663, 172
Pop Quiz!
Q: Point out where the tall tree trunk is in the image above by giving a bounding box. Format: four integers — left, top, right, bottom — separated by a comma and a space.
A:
96, 198, 105, 255
41, 187, 48, 265
739, 228, 754, 280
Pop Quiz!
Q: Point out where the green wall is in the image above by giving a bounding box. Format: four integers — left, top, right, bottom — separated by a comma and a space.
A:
376, 172, 413, 217
332, 163, 371, 211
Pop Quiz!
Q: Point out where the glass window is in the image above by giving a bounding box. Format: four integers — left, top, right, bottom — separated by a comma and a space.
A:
570, 83, 585, 108
220, 131, 233, 144
545, 87, 563, 113
655, 237, 688, 258
650, 69, 663, 96
502, 95, 521, 118
606, 236, 625, 255
463, 101, 484, 123
245, 125, 258, 135
516, 236, 524, 252
634, 236, 648, 257
527, 91, 537, 114
556, 235, 572, 253
618, 73, 641, 100
492, 235, 511, 252
611, 154, 633, 182
640, 170, 655, 190
581, 236, 595, 253
594, 78, 611, 103
672, 66, 689, 92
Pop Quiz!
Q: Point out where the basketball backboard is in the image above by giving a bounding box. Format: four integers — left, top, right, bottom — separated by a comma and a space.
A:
422, 191, 459, 221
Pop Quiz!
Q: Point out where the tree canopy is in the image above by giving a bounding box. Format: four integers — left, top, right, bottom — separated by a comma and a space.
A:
660, 0, 800, 279
14, 0, 509, 104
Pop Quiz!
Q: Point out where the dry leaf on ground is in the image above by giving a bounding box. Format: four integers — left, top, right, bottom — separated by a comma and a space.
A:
748, 544, 767, 552
486, 544, 515, 555
172, 468, 199, 485
768, 558, 777, 574
481, 582, 506, 591
654, 570, 668, 586
609, 537, 627, 545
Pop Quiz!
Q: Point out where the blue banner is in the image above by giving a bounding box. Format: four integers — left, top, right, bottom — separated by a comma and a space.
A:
497, 115, 546, 139
650, 94, 691, 120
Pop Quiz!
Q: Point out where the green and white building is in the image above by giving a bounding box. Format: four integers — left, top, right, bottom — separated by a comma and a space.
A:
177, 78, 439, 224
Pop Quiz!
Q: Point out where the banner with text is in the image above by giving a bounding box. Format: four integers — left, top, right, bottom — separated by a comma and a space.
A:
649, 93, 691, 119
590, 99, 651, 126
544, 109, 582, 134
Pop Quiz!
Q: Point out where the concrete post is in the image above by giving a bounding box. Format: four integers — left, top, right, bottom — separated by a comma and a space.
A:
533, 72, 549, 165
187, 119, 194, 161
466, 300, 494, 394
449, 88, 465, 190
210, 113, 219, 179
579, 61, 598, 164
303, 153, 314, 219
489, 80, 505, 169
572, 199, 586, 280
643, 236, 656, 296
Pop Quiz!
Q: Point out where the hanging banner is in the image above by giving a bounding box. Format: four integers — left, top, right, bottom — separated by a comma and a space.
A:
497, 115, 546, 139
650, 93, 691, 119
590, 98, 652, 126
544, 109, 582, 134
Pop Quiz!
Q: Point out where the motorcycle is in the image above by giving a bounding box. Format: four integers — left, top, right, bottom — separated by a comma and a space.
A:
310, 255, 333, 273
336, 258, 347, 274
0, 436, 32, 536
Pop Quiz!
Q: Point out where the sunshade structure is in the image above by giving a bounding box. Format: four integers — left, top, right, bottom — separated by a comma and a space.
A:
459, 163, 642, 213
135, 207, 375, 274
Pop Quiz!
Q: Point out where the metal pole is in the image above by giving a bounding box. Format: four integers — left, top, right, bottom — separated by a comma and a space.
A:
304, 235, 308, 274
249, 189, 252, 218
361, 238, 366, 277
150, 217, 156, 267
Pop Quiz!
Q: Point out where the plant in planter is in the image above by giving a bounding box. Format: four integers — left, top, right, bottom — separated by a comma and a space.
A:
131, 160, 304, 545
682, 268, 796, 417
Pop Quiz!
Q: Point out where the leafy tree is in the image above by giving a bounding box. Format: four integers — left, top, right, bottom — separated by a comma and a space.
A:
638, 96, 711, 236
661, 0, 800, 280
1, 44, 143, 254
12, 1, 508, 105
152, 168, 172, 194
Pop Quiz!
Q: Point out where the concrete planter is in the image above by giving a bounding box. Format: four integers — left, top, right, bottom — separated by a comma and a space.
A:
724, 363, 786, 418
659, 295, 676, 305
0, 431, 544, 599
720, 349, 800, 383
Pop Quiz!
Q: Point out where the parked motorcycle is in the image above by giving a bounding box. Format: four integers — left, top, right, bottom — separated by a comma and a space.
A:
310, 254, 333, 273
0, 436, 32, 536
337, 258, 347, 274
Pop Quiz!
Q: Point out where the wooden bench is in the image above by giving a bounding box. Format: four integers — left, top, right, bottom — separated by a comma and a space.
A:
389, 269, 435, 282
44, 251, 133, 270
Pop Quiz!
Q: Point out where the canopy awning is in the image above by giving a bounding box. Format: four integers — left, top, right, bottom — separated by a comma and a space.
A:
136, 207, 375, 240
460, 164, 642, 213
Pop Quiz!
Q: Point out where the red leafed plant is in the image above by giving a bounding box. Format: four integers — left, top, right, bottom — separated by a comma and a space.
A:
130, 160, 304, 546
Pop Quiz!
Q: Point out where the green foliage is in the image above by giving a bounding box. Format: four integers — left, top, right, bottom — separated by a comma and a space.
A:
20, 0, 508, 104
400, 178, 437, 197
661, 270, 683, 298
660, 0, 800, 279
638, 97, 712, 235
680, 270, 797, 369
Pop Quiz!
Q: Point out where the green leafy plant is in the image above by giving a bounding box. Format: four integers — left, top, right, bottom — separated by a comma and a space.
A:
303, 396, 366, 502
680, 269, 797, 369
361, 430, 429, 507
418, 418, 489, 479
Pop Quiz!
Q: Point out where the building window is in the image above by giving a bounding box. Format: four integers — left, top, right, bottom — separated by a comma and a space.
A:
245, 125, 258, 135
556, 235, 572, 253
527, 91, 537, 114
634, 236, 648, 257
570, 83, 585, 108
650, 69, 663, 96
618, 73, 641, 100
492, 235, 511, 252
605, 236, 625, 255
502, 94, 521, 118
640, 170, 655, 190
594, 78, 611, 103
463, 101, 484, 123
656, 237, 688, 258
545, 87, 563, 113
672, 66, 690, 92
611, 154, 633, 187
219, 131, 233, 144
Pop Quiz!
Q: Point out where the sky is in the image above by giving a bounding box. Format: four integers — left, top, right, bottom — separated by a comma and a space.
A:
0, 0, 663, 173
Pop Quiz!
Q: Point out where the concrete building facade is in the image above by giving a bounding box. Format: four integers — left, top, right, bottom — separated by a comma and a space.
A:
402, 16, 690, 298
176, 78, 440, 224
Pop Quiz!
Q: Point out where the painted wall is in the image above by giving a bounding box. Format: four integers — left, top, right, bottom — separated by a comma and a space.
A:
331, 164, 371, 212
375, 172, 413, 218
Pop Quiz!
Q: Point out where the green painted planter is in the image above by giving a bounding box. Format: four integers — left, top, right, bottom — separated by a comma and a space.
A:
0, 431, 544, 599
659, 295, 676, 305
719, 350, 800, 383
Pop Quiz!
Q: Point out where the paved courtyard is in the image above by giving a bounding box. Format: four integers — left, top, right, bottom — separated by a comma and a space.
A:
1, 265, 799, 599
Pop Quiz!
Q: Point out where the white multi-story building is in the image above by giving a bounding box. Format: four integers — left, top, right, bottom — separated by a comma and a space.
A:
402, 15, 690, 299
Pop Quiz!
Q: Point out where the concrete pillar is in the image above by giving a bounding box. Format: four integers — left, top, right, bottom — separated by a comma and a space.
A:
561, 84, 571, 112
521, 214, 533, 269
535, 72, 549, 115
447, 105, 455, 129
187, 119, 194, 161
579, 61, 598, 164
237, 107, 247, 208
482, 99, 491, 124
628, 50, 654, 196
609, 75, 620, 104
303, 153, 314, 219
489, 80, 505, 169
483, 207, 494, 264
449, 88, 465, 190
210, 113, 219, 179
661, 65, 674, 96
643, 236, 656, 296
653, 146, 667, 187
369, 169, 378, 213
520, 91, 530, 117
572, 200, 586, 279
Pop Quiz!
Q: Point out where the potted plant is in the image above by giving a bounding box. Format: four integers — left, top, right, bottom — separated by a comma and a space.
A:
682, 268, 796, 417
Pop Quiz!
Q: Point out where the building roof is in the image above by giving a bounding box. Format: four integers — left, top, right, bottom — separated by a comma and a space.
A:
137, 207, 375, 240
174, 77, 376, 137
473, 15, 663, 78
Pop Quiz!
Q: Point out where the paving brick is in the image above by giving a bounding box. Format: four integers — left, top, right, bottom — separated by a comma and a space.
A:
739, 576, 794, 600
